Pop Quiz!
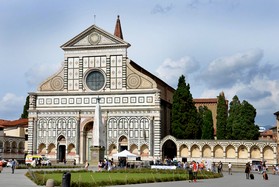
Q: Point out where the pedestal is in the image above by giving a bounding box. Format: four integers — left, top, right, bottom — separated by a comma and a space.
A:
90, 146, 105, 166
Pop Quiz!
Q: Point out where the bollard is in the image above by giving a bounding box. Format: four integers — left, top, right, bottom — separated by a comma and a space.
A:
62, 172, 71, 187
46, 179, 54, 187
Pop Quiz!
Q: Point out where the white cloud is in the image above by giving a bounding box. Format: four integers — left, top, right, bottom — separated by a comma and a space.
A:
0, 93, 25, 120
151, 4, 173, 14
156, 56, 200, 85
199, 48, 263, 88
199, 75, 279, 126
25, 63, 62, 88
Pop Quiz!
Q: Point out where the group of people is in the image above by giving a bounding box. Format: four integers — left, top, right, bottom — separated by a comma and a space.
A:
84, 158, 116, 171
245, 161, 269, 180
0, 159, 16, 174
181, 160, 224, 183
97, 159, 114, 171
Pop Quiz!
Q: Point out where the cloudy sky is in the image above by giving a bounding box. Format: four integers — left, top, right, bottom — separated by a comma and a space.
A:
1, 0, 279, 127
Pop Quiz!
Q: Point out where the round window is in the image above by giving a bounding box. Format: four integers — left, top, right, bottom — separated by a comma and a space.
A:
86, 70, 105, 91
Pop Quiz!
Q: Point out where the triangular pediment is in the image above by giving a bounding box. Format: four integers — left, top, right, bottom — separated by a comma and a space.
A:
61, 25, 130, 50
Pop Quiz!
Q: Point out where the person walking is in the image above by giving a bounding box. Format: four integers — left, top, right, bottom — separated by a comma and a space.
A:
11, 159, 16, 174
192, 161, 198, 182
245, 162, 251, 179
218, 161, 223, 175
188, 161, 194, 182
228, 162, 232, 175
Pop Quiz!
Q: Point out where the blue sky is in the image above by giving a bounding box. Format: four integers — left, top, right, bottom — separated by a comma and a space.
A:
0, 0, 279, 127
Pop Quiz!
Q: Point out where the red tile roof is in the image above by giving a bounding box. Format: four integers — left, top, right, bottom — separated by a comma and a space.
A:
0, 118, 28, 127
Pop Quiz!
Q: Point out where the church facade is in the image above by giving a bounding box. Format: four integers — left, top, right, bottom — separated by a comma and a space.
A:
27, 16, 173, 164
27, 16, 277, 165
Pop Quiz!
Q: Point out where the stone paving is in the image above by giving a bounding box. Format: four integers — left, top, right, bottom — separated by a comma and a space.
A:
0, 166, 278, 187
0, 167, 37, 187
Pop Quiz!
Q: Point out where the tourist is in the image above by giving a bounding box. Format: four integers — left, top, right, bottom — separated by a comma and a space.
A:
228, 162, 232, 175
188, 161, 194, 182
98, 160, 103, 171
183, 161, 189, 170
212, 162, 216, 173
245, 162, 251, 179
272, 165, 276, 175
85, 160, 89, 170
218, 161, 223, 174
192, 161, 198, 182
107, 160, 112, 171
263, 171, 268, 180
11, 159, 16, 174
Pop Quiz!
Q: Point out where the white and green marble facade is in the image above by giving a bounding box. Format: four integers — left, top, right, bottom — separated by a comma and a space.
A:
27, 23, 172, 164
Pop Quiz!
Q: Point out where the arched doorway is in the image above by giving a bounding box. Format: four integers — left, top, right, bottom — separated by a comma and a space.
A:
38, 143, 46, 155
162, 140, 177, 160
83, 122, 93, 162
108, 144, 117, 156
57, 135, 66, 162
118, 136, 128, 151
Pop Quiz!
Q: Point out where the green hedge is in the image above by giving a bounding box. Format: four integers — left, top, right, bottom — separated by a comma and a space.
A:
25, 168, 222, 187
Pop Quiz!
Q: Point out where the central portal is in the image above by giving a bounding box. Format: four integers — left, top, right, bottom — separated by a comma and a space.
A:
57, 135, 66, 162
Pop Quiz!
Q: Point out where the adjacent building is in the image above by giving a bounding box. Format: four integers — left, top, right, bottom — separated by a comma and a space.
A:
0, 119, 28, 163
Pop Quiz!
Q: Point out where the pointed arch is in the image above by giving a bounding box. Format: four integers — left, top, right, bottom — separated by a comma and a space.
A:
130, 144, 138, 155
38, 143, 46, 154
226, 145, 236, 158
202, 144, 211, 158
67, 143, 76, 156
238, 145, 248, 159
48, 143, 56, 155
179, 144, 189, 158
108, 144, 117, 156
250, 145, 260, 159
213, 145, 223, 158
162, 139, 177, 159
118, 135, 128, 151
263, 145, 273, 160
191, 144, 200, 158
140, 144, 149, 157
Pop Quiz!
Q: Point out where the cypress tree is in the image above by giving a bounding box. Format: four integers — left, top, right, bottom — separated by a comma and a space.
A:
171, 75, 201, 139
226, 95, 241, 139
216, 92, 228, 139
21, 95, 29, 118
232, 100, 259, 140
199, 106, 214, 139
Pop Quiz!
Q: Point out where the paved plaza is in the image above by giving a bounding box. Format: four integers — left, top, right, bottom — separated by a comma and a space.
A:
0, 166, 278, 187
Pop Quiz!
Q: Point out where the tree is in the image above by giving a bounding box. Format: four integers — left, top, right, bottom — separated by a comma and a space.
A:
226, 95, 241, 139
199, 106, 214, 139
171, 75, 202, 139
216, 92, 228, 139
231, 100, 259, 140
21, 95, 29, 118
